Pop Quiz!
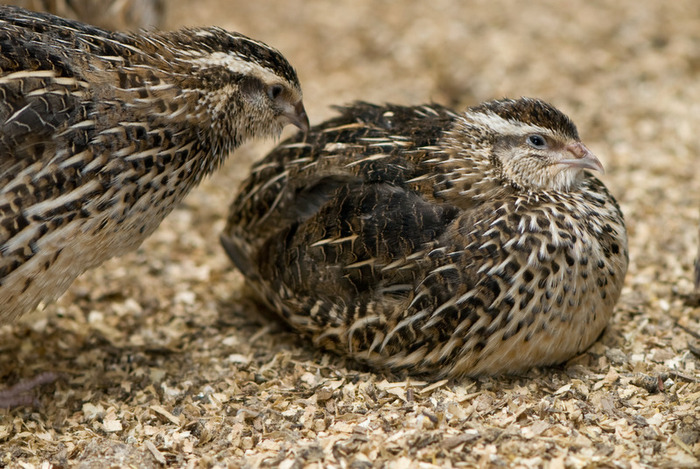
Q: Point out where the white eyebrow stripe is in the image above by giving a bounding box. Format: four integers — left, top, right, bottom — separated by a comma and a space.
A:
185, 51, 283, 85
464, 112, 555, 137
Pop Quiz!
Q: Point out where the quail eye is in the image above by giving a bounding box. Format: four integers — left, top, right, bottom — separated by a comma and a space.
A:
267, 84, 284, 100
527, 134, 547, 149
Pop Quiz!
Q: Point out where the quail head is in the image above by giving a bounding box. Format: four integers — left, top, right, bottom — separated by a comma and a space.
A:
0, 5, 308, 324
222, 98, 628, 378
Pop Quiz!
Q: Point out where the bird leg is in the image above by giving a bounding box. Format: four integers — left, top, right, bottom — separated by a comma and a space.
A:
0, 372, 61, 408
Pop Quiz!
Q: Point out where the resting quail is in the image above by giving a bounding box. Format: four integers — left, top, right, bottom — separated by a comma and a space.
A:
0, 5, 308, 325
222, 98, 628, 377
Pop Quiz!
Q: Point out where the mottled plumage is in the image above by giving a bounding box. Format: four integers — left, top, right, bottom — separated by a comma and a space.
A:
222, 99, 628, 377
0, 5, 308, 324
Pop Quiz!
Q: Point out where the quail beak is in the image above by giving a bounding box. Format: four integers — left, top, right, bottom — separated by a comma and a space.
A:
283, 100, 310, 134
559, 142, 605, 174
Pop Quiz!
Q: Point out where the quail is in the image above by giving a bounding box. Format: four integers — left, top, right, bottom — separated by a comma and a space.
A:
221, 98, 628, 378
0, 5, 308, 326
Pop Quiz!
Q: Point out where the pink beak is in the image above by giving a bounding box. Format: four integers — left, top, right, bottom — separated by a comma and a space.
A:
284, 100, 310, 134
559, 142, 605, 174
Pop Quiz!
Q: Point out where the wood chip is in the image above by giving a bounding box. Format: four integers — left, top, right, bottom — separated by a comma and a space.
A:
144, 440, 167, 465
150, 405, 181, 426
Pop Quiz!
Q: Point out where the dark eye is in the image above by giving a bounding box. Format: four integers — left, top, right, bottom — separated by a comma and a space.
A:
527, 134, 547, 149
267, 84, 284, 100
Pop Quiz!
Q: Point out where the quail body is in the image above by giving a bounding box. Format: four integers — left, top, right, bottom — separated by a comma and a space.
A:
222, 99, 628, 377
0, 5, 308, 324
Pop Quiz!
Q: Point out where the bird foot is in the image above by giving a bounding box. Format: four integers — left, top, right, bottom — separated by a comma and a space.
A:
0, 372, 61, 408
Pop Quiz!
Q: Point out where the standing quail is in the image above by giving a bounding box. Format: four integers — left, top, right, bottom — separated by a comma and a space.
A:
221, 98, 628, 378
0, 5, 308, 325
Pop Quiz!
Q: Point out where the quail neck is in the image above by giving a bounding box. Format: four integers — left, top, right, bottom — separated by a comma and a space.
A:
0, 5, 307, 324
